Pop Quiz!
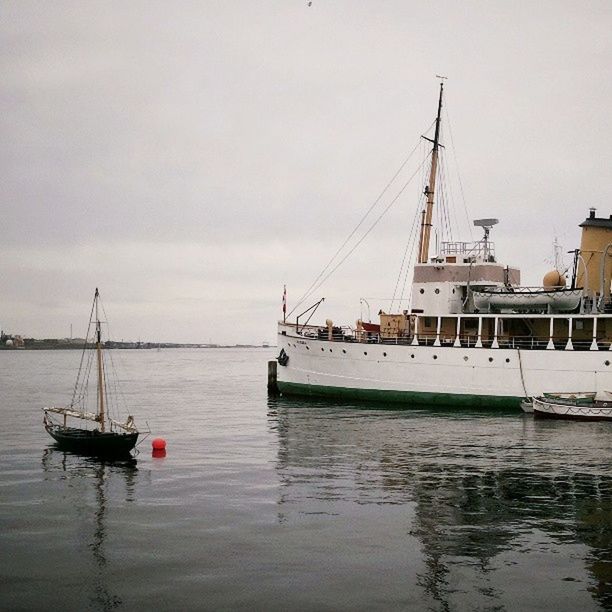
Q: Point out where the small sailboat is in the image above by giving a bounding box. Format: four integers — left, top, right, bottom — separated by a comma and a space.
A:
43, 288, 139, 457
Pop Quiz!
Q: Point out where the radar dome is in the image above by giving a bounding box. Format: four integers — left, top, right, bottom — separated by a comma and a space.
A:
543, 270, 566, 288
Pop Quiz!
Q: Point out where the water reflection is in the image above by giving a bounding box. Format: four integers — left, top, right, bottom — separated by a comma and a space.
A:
268, 396, 612, 610
41, 450, 138, 611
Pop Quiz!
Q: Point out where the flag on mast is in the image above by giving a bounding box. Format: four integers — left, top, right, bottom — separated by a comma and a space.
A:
282, 285, 287, 322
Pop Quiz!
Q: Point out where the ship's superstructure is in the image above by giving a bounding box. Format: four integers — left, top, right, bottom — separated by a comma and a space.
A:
276, 84, 612, 408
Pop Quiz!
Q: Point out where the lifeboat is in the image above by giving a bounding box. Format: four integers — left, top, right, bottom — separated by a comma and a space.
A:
473, 287, 582, 312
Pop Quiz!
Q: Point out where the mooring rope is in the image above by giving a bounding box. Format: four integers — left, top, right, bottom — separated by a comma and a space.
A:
517, 347, 529, 399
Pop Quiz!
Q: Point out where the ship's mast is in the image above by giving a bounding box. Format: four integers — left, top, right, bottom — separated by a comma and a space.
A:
94, 288, 105, 432
418, 81, 444, 264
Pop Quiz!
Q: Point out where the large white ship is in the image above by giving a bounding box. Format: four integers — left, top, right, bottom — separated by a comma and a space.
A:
276, 84, 612, 408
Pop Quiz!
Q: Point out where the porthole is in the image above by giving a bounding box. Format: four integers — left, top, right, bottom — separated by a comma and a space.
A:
306, 346, 310, 350
383, 352, 387, 357
433, 355, 438, 360
505, 358, 510, 363
329, 349, 332, 353
488, 357, 494, 362
342, 349, 346, 354
364, 351, 368, 356
419, 288, 425, 294
321, 347, 324, 352
435, 288, 440, 294
606, 360, 610, 367
452, 288, 456, 294
463, 356, 469, 361
411, 354, 415, 359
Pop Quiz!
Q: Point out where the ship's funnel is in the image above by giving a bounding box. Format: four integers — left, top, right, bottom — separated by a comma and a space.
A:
577, 209, 612, 299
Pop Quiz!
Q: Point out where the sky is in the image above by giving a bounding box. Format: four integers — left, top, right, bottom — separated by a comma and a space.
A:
1, 1, 611, 344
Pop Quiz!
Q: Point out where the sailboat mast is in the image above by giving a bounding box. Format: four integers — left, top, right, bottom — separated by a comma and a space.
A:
418, 82, 444, 264
94, 288, 105, 432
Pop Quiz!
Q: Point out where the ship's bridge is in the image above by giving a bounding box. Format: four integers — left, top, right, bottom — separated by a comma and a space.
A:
439, 240, 496, 264
436, 217, 499, 264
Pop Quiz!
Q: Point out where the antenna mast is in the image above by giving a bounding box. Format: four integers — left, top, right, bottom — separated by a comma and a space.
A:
418, 80, 445, 264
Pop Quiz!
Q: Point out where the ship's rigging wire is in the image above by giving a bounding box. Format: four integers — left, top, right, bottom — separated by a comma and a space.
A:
290, 155, 431, 314
288, 97, 472, 319
73, 347, 95, 415
397, 202, 423, 309
439, 153, 459, 244
392, 101, 472, 312
395, 155, 452, 311
287, 127, 433, 317
70, 296, 96, 410
105, 349, 129, 424
437, 152, 454, 244
392, 127, 453, 312
310, 158, 430, 305
443, 103, 472, 241
390, 189, 425, 311
100, 299, 130, 424
430, 123, 456, 249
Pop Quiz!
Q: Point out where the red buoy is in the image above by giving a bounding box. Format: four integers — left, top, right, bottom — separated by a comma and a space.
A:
152, 438, 166, 451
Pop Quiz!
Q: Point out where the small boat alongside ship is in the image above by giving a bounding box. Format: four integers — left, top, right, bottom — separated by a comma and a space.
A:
275, 82, 612, 409
532, 393, 612, 421
43, 289, 139, 457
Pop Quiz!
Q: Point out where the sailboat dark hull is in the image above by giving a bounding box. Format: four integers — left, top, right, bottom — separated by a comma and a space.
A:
45, 424, 138, 457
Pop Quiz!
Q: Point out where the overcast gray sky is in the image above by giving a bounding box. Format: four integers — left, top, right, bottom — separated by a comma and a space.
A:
1, 1, 611, 344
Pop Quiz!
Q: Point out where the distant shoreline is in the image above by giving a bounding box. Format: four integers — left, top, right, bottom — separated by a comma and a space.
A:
0, 342, 274, 351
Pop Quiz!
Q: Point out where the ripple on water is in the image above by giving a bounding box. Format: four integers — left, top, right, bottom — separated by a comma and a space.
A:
0, 349, 611, 610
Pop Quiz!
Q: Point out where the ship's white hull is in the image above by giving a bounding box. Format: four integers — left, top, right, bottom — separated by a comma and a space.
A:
276, 325, 612, 408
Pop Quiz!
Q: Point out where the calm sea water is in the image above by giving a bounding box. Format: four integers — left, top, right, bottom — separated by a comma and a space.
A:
1, 348, 611, 611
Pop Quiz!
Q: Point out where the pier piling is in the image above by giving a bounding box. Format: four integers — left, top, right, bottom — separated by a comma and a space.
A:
267, 360, 278, 394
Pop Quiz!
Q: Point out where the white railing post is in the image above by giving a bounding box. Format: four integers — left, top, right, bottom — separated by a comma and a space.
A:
453, 316, 461, 347
411, 316, 419, 346
590, 317, 599, 351
546, 317, 555, 350
565, 317, 573, 350
491, 316, 499, 349
434, 316, 441, 347
475, 317, 483, 348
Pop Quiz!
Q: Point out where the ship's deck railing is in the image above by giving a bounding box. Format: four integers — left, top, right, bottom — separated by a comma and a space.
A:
281, 314, 612, 351
440, 240, 495, 260
376, 334, 607, 351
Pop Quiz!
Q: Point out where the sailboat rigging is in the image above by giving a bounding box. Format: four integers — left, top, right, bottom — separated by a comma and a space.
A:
43, 288, 139, 456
